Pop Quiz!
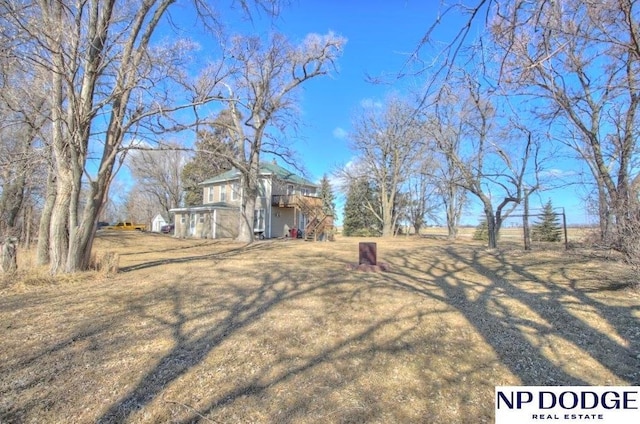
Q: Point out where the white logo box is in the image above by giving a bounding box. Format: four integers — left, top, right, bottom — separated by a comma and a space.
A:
495, 386, 640, 424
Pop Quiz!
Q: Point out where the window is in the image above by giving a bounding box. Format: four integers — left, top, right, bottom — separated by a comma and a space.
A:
286, 184, 294, 195
231, 182, 240, 201
199, 214, 205, 223
220, 184, 226, 202
257, 178, 267, 198
208, 186, 214, 203
180, 215, 186, 224
253, 208, 265, 232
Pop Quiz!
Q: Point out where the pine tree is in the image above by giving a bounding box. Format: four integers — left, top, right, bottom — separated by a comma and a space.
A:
318, 174, 336, 217
342, 178, 380, 236
473, 219, 489, 241
532, 200, 562, 242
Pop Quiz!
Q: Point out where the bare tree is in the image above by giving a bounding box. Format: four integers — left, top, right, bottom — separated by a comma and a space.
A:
422, 87, 468, 240
489, 0, 640, 257
427, 73, 541, 249
205, 32, 345, 242
121, 188, 158, 227
182, 109, 238, 206
127, 142, 187, 219
0, 53, 49, 244
341, 96, 424, 236
404, 152, 440, 235
417, 0, 640, 259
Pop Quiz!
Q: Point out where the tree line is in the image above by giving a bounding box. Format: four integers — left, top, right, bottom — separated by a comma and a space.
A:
2, 0, 639, 273
340, 1, 640, 269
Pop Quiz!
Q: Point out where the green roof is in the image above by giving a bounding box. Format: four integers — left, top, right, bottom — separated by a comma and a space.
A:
200, 162, 317, 187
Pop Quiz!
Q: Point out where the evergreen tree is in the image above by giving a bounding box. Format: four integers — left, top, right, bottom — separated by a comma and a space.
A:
319, 174, 336, 216
473, 219, 489, 241
532, 200, 562, 242
342, 178, 381, 236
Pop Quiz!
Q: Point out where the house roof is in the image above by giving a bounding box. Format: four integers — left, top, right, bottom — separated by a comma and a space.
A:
199, 162, 317, 187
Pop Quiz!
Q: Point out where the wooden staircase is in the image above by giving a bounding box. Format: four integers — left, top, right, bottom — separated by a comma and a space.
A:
295, 196, 335, 242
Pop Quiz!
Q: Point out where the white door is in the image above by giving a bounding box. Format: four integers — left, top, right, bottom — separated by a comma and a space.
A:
254, 209, 265, 235
189, 213, 196, 236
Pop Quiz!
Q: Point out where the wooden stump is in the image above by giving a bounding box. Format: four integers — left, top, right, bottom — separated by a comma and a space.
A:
1, 237, 18, 273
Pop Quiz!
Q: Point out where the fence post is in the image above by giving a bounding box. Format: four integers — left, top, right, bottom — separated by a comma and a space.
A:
561, 208, 568, 250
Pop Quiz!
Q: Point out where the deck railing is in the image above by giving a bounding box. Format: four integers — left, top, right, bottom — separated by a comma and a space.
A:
271, 194, 321, 208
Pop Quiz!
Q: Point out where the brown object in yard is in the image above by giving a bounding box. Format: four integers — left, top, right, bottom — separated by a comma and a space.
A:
346, 261, 390, 272
359, 242, 377, 265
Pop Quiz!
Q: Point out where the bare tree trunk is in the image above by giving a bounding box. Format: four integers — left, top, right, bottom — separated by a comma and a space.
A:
485, 209, 497, 249
1, 237, 18, 274
22, 203, 33, 248
444, 184, 464, 240
36, 168, 56, 266
523, 189, 531, 251
49, 175, 71, 274
381, 202, 394, 237
597, 183, 611, 243
237, 159, 259, 243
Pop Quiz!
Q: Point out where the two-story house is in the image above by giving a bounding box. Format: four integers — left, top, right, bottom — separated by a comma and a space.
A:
170, 162, 333, 240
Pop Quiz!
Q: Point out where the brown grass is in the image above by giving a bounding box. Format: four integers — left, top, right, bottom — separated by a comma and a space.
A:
1, 232, 639, 423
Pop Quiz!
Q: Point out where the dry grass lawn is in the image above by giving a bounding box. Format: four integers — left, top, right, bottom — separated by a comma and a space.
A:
1, 232, 639, 423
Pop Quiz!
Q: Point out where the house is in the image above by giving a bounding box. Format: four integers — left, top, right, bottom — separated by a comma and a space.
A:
169, 162, 334, 240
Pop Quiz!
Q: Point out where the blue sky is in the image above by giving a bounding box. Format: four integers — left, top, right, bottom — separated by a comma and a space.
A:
227, 1, 592, 226
120, 0, 592, 226
234, 0, 437, 179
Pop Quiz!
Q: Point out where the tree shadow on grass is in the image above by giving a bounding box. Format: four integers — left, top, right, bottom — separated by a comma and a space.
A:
96, 270, 297, 423
95, 262, 449, 423
118, 240, 279, 273
381, 244, 639, 385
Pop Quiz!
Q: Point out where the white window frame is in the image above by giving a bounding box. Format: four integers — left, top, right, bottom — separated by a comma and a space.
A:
220, 184, 226, 202
231, 182, 240, 201
208, 186, 214, 203
257, 178, 267, 198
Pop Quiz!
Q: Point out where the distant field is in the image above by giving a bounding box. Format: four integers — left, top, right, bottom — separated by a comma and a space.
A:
1, 232, 638, 423
419, 225, 594, 240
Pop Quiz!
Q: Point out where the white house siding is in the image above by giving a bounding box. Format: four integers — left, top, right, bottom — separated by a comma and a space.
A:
172, 208, 240, 239
271, 207, 295, 238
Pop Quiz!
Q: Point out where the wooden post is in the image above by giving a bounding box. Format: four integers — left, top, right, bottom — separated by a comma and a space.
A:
1, 237, 18, 273
562, 208, 568, 250
523, 188, 531, 251
359, 242, 377, 265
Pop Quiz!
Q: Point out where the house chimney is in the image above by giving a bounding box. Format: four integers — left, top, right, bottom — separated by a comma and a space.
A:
272, 158, 277, 165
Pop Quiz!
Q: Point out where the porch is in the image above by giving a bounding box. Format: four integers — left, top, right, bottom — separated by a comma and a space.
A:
271, 194, 334, 241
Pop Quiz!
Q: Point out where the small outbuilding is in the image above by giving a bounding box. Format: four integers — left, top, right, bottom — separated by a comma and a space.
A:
151, 214, 168, 232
